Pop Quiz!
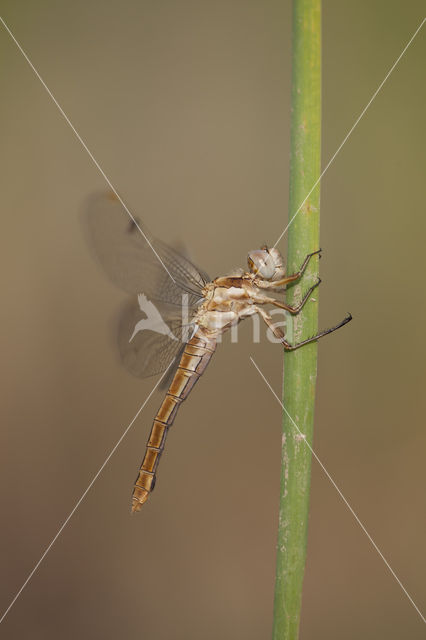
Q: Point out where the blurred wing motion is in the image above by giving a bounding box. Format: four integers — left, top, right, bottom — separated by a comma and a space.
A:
83, 191, 209, 378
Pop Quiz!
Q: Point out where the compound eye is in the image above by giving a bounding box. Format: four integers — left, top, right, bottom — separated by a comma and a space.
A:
247, 250, 275, 279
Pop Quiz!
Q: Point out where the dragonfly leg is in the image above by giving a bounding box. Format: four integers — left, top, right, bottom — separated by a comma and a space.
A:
268, 278, 321, 314
258, 249, 321, 289
255, 307, 285, 341
257, 307, 352, 350
282, 313, 352, 350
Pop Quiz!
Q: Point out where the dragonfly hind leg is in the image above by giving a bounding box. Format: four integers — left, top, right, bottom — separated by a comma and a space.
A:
257, 307, 352, 350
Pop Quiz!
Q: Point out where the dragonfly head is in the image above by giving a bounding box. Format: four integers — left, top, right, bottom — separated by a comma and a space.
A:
248, 246, 285, 280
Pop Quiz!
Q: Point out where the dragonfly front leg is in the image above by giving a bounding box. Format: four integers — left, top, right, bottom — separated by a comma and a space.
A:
257, 249, 321, 289
257, 307, 352, 350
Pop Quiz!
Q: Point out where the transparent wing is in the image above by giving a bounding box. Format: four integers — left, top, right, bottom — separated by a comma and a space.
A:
117, 297, 195, 378
83, 190, 207, 378
83, 191, 210, 308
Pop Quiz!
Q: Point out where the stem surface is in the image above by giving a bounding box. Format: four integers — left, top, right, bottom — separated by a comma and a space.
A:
272, 1, 321, 638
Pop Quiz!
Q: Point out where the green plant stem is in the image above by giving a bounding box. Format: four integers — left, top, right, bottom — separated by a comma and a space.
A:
272, 1, 321, 638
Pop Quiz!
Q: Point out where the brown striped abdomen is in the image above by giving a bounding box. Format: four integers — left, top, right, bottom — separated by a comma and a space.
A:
131, 330, 216, 512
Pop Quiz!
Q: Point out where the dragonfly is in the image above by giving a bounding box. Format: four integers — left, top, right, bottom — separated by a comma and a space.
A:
85, 191, 352, 512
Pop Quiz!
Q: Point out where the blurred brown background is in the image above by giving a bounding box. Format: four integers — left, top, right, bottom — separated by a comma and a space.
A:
1, 1, 425, 638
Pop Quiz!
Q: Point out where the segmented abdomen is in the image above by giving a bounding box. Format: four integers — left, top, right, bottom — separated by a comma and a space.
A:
131, 330, 216, 512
